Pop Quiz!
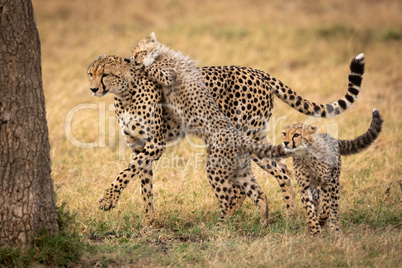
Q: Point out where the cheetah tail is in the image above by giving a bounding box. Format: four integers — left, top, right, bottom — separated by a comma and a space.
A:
338, 109, 383, 156
242, 136, 288, 159
271, 53, 365, 118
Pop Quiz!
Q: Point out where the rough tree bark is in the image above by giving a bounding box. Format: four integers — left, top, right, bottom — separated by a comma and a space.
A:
0, 0, 59, 245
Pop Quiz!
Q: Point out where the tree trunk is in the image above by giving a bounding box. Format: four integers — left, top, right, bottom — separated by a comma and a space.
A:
0, 0, 59, 246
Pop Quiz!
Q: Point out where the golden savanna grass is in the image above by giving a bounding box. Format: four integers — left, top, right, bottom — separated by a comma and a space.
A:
32, 0, 401, 266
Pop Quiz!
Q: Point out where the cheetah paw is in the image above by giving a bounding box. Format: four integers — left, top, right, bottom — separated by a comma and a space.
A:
215, 221, 224, 229
98, 197, 115, 211
143, 50, 159, 67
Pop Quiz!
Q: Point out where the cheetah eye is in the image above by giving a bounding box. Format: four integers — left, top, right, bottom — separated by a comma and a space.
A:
102, 73, 109, 79
282, 131, 286, 137
293, 133, 300, 138
88, 73, 92, 77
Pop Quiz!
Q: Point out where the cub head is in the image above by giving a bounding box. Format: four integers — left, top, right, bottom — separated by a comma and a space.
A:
87, 55, 132, 97
282, 123, 318, 150
131, 32, 159, 66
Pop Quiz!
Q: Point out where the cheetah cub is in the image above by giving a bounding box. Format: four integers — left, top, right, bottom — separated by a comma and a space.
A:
282, 109, 383, 235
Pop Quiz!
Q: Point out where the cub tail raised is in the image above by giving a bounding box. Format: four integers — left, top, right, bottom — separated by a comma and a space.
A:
338, 109, 383, 156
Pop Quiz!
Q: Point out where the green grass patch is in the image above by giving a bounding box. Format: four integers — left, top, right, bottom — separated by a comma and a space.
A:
382, 27, 402, 41
343, 199, 402, 228
0, 203, 83, 267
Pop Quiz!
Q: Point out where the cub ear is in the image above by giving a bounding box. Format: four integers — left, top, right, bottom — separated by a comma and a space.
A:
309, 125, 318, 133
147, 32, 157, 43
97, 54, 106, 60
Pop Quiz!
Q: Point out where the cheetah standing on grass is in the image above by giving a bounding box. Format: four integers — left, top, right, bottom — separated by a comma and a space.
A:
281, 109, 383, 235
87, 32, 366, 225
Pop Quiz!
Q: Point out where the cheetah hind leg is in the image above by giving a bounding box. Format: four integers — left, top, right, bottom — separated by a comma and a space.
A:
252, 155, 296, 216
328, 176, 341, 235
231, 183, 247, 212
212, 178, 246, 227
317, 185, 330, 227
206, 164, 234, 228
311, 186, 321, 217
232, 169, 269, 227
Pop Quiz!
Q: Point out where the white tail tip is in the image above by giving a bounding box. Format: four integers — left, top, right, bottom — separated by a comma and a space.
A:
355, 53, 365, 60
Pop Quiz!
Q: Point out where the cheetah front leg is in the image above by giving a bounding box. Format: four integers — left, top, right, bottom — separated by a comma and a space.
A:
99, 145, 165, 211
138, 116, 184, 223
141, 57, 177, 87
251, 156, 296, 216
98, 164, 134, 211
248, 134, 296, 216
299, 188, 322, 236
139, 163, 155, 224
295, 169, 321, 236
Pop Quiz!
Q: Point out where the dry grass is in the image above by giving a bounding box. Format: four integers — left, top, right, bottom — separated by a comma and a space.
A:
31, 0, 402, 266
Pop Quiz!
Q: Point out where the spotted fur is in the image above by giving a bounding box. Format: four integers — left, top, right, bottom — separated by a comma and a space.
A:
130, 33, 294, 226
282, 109, 383, 235
87, 32, 365, 225
130, 33, 366, 223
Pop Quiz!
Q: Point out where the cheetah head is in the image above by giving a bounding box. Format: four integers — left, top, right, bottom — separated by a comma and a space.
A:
131, 32, 160, 66
87, 55, 132, 97
282, 123, 318, 152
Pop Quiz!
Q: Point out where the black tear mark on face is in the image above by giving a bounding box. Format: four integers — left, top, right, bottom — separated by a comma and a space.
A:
101, 74, 108, 91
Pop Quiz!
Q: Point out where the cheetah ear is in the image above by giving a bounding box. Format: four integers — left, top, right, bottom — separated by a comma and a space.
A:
309, 125, 318, 133
130, 56, 136, 65
97, 54, 106, 60
147, 32, 157, 43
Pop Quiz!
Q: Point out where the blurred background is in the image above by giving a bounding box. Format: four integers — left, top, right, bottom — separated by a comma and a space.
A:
31, 0, 401, 237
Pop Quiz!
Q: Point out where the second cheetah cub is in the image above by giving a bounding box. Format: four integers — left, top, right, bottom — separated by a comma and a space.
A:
282, 109, 383, 235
